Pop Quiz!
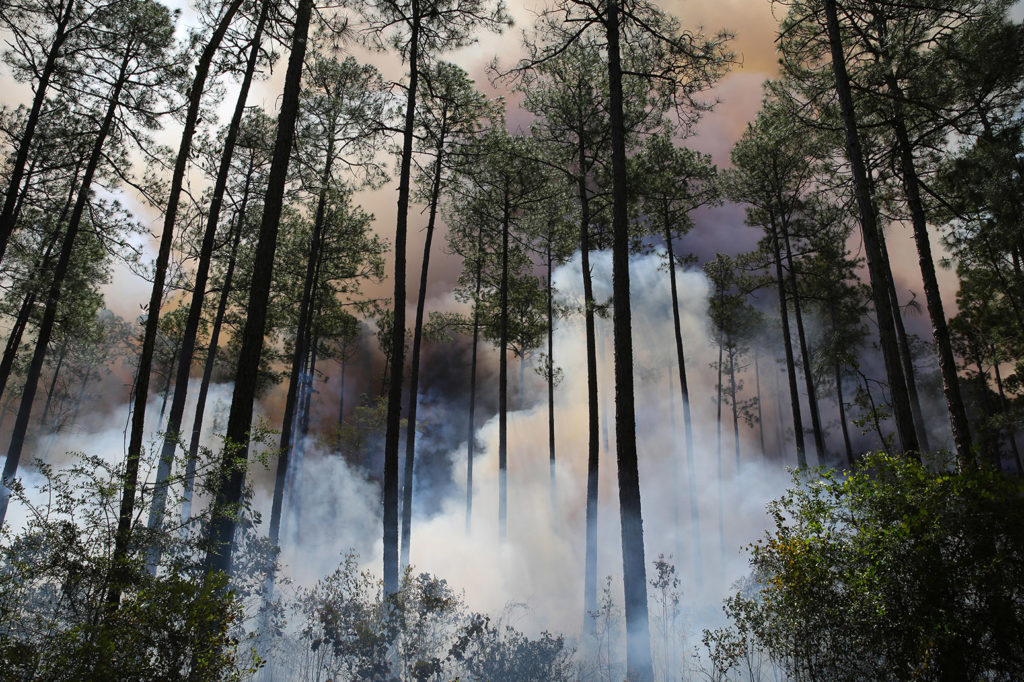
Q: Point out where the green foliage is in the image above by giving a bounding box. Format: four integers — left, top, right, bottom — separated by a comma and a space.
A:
279, 553, 575, 681
710, 453, 1024, 680
0, 453, 261, 681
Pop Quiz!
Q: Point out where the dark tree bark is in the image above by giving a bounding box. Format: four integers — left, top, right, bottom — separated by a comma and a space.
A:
144, 0, 268, 572
604, 3, 653, 677
0, 158, 81, 404
821, 0, 919, 456
664, 222, 702, 586
382, 0, 421, 597
728, 343, 741, 470
0, 0, 78, 266
769, 217, 807, 467
992, 361, 1022, 475
465, 224, 483, 534
780, 214, 824, 463
883, 72, 973, 465
401, 134, 445, 569
829, 303, 855, 467
715, 340, 724, 559
872, 172, 931, 453
577, 138, 602, 639
180, 172, 249, 526
110, 0, 245, 604
0, 44, 132, 530
40, 338, 69, 429
203, 0, 313, 579
754, 350, 766, 457
497, 189, 510, 542
546, 237, 557, 523
268, 136, 333, 555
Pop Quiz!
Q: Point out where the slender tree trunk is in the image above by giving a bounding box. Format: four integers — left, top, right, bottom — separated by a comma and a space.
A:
546, 237, 557, 525
145, 0, 267, 571
773, 361, 786, 459
754, 350, 766, 457
498, 190, 510, 542
578, 158, 601, 640
875, 204, 931, 453
0, 0, 77, 266
465, 225, 483, 534
729, 345, 740, 470
992, 360, 1022, 475
290, 334, 317, 545
382, 0, 421, 597
0, 160, 81, 404
770, 219, 806, 466
269, 135, 334, 557
0, 290, 38, 406
663, 220, 702, 587
337, 358, 347, 429
401, 139, 445, 570
180, 174, 249, 527
0, 46, 131, 530
68, 360, 95, 432
884, 73, 973, 466
203, 0, 313, 579
780, 216, 824, 463
157, 355, 175, 424
716, 340, 725, 561
40, 338, 69, 429
822, 0, 919, 456
604, 4, 653, 677
110, 0, 245, 605
828, 303, 855, 467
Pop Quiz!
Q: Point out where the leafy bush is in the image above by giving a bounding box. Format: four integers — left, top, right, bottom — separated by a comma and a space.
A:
279, 552, 575, 682
707, 453, 1024, 681
0, 454, 261, 681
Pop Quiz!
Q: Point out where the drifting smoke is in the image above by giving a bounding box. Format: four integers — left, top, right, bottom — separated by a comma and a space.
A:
263, 248, 795, 647
3, 247, 800, 662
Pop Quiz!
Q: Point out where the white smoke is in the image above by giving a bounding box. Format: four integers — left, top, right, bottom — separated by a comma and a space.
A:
274, 248, 795, 652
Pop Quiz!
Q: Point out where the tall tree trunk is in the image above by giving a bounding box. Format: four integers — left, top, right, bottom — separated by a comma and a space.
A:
773, 362, 786, 459
110, 0, 245, 605
822, 0, 919, 456
884, 73, 973, 466
546, 236, 557, 525
780, 215, 824, 463
578, 159, 601, 640
992, 360, 1022, 475
401, 139, 445, 570
180, 173, 249, 527
465, 224, 483, 534
290, 333, 318, 545
604, 4, 653, 677
268, 133, 334, 561
203, 0, 313, 579
769, 218, 806, 466
67, 359, 95, 432
875, 200, 931, 453
754, 350, 766, 457
729, 344, 741, 470
716, 340, 724, 561
157, 354, 176, 424
497, 190, 510, 542
0, 45, 131, 530
40, 338, 69, 429
0, 158, 81, 404
0, 0, 77, 266
382, 0, 421, 597
827, 302, 855, 467
663, 220, 702, 587
144, 0, 267, 573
